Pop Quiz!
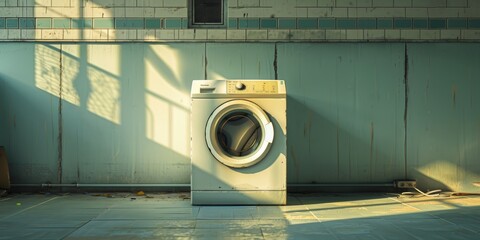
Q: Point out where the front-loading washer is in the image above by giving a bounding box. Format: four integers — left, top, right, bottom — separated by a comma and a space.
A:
190, 80, 286, 205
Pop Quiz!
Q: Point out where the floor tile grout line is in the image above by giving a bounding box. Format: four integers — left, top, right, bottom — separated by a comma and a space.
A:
294, 194, 323, 223
388, 219, 424, 240
388, 196, 480, 234
308, 205, 342, 240
387, 196, 423, 211
0, 196, 62, 221
62, 219, 93, 239
374, 195, 424, 240
92, 201, 116, 221
195, 206, 201, 219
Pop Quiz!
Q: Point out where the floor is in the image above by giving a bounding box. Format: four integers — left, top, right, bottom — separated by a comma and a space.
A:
0, 192, 479, 239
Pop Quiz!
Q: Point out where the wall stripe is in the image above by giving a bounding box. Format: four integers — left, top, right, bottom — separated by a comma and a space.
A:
0, 17, 479, 30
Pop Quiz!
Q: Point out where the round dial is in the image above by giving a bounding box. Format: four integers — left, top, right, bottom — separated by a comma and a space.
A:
235, 82, 246, 90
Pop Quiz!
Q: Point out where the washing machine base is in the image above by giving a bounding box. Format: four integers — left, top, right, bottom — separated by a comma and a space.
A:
191, 190, 286, 205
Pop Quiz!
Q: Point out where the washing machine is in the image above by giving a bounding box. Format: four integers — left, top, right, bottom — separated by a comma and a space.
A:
191, 80, 286, 205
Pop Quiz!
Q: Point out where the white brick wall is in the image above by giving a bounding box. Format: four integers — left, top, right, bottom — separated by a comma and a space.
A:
365, 29, 385, 39
336, 0, 356, 7
440, 29, 460, 39
154, 8, 187, 17
0, 7, 25, 17
137, 0, 164, 7
346, 29, 364, 39
164, 0, 187, 7
420, 29, 440, 39
6, 0, 17, 7
326, 29, 346, 40
447, 0, 467, 7
318, 0, 335, 7
406, 8, 428, 17
385, 29, 400, 40
137, 29, 155, 40
356, 8, 405, 17
304, 29, 326, 40
247, 29, 267, 39
296, 0, 317, 7
156, 29, 175, 39
227, 29, 246, 40
469, 0, 480, 7
400, 29, 420, 39
462, 29, 480, 39
373, 0, 394, 7
0, 0, 479, 42
427, 7, 462, 17
238, 0, 260, 7
357, 0, 372, 7
51, 0, 71, 7
207, 29, 227, 40
267, 29, 290, 39
307, 8, 348, 17
8, 29, 21, 39
394, 0, 411, 7
412, 0, 446, 8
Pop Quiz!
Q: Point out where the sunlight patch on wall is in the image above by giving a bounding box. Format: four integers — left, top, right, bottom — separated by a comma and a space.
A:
416, 161, 464, 190
144, 45, 190, 157
61, 45, 82, 105
35, 44, 80, 106
207, 71, 227, 80
86, 45, 121, 124
149, 45, 182, 83
35, 44, 122, 125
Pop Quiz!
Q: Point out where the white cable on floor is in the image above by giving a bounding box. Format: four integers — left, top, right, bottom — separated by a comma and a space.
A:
400, 187, 450, 198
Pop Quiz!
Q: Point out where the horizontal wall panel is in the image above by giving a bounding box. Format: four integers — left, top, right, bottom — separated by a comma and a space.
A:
0, 43, 59, 184
277, 43, 406, 183
406, 43, 480, 193
1, 42, 479, 192
205, 43, 275, 80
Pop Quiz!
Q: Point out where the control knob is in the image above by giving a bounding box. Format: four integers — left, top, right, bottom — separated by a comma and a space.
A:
235, 82, 246, 90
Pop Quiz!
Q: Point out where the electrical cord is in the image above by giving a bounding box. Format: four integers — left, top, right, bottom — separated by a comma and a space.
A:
396, 181, 480, 198
400, 187, 451, 198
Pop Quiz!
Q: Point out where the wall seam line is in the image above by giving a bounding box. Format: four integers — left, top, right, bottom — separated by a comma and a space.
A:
57, 44, 63, 184
204, 42, 208, 79
403, 43, 409, 180
274, 42, 278, 79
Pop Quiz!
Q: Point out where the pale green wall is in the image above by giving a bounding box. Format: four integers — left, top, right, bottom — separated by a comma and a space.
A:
278, 43, 406, 184
0, 43, 479, 192
406, 44, 480, 192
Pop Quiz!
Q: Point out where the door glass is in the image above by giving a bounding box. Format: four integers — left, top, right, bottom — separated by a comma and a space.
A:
216, 111, 262, 157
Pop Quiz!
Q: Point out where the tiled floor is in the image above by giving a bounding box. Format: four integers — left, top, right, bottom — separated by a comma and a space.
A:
0, 192, 479, 239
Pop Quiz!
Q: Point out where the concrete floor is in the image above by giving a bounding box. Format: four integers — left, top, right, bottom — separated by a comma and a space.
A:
0, 192, 479, 239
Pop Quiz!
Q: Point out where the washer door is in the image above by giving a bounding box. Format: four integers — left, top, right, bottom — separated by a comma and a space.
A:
206, 100, 274, 168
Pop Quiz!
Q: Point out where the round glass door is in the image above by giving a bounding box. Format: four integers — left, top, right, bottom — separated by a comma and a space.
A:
217, 112, 261, 157
206, 100, 274, 168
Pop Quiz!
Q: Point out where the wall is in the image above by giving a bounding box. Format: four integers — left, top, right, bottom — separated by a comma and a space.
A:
0, 0, 479, 192
0, 0, 479, 41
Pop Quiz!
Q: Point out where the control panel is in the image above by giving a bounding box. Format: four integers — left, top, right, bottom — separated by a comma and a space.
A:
191, 80, 285, 98
227, 80, 278, 94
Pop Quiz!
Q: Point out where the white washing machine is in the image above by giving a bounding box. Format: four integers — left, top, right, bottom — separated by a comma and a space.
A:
191, 80, 287, 205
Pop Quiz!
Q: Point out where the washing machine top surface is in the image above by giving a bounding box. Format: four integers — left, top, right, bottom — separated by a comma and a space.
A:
191, 80, 286, 98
